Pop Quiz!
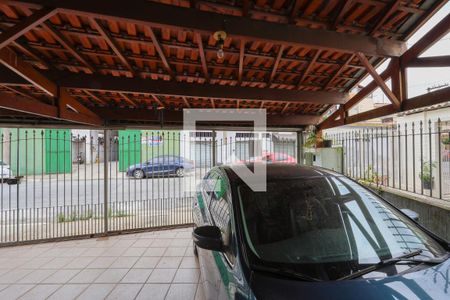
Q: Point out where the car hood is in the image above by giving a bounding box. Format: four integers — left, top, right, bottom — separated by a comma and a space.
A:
250, 258, 450, 300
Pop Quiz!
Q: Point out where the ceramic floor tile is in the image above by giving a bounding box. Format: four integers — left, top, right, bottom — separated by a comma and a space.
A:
135, 283, 170, 300
105, 283, 143, 300
47, 284, 88, 300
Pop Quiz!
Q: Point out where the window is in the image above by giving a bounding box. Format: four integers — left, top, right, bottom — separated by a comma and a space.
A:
208, 173, 235, 264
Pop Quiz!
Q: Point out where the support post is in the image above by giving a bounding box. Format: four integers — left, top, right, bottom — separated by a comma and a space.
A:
103, 129, 109, 234
297, 131, 304, 165
212, 130, 217, 166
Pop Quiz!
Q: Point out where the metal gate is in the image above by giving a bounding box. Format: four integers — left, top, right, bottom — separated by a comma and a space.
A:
0, 128, 297, 245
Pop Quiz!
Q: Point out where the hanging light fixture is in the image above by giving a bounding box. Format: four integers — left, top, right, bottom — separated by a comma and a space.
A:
213, 31, 227, 59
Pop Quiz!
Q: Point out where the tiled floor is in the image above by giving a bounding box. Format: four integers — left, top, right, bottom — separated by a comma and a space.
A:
0, 227, 205, 300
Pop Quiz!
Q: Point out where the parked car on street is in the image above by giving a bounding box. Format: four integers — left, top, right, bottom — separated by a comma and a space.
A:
192, 164, 450, 300
126, 155, 194, 178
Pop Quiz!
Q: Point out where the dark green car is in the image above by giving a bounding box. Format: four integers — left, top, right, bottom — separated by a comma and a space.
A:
192, 164, 450, 300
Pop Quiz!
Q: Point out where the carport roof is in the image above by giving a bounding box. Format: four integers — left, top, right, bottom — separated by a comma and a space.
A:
0, 0, 448, 128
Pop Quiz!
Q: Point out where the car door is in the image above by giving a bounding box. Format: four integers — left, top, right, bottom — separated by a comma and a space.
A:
200, 170, 238, 300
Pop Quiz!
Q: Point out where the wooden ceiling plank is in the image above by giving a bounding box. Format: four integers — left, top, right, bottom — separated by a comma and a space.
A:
356, 52, 401, 108
90, 18, 135, 76
0, 7, 57, 49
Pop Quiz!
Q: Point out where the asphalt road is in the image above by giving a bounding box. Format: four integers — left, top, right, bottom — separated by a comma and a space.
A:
0, 173, 201, 210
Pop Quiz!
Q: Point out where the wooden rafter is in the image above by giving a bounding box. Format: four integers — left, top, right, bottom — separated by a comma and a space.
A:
325, 54, 355, 89
268, 45, 284, 86
281, 103, 290, 113
118, 92, 137, 107
0, 7, 56, 49
242, 0, 250, 17
145, 26, 174, 78
0, 91, 57, 118
298, 50, 321, 88
334, 1, 354, 29
83, 90, 107, 106
195, 33, 209, 82
151, 94, 165, 108
356, 52, 401, 108
182, 96, 191, 108
289, 0, 302, 23
90, 18, 135, 76
238, 39, 245, 84
210, 99, 215, 109
370, 0, 401, 35
0, 47, 57, 96
408, 56, 450, 68
40, 22, 95, 73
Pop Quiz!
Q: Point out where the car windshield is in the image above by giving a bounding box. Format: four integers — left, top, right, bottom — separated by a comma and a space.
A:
237, 176, 447, 280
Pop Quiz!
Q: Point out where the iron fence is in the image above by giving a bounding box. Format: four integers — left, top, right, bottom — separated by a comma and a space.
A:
0, 128, 297, 245
326, 118, 450, 201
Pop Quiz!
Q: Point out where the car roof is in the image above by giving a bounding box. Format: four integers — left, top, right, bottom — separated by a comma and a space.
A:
220, 163, 342, 182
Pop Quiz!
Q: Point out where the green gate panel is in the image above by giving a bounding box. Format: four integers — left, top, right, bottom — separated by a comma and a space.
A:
7, 128, 45, 176
45, 129, 72, 174
118, 130, 142, 172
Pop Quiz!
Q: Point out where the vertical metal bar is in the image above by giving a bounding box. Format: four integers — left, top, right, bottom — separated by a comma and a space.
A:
392, 125, 395, 188
212, 130, 217, 167
405, 123, 408, 191
428, 119, 432, 197
16, 128, 20, 242
103, 129, 109, 233
420, 121, 423, 195
398, 124, 401, 190
412, 122, 416, 193
438, 118, 442, 199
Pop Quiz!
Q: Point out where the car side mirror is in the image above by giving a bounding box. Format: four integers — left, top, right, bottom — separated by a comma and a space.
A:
192, 226, 223, 252
401, 208, 419, 222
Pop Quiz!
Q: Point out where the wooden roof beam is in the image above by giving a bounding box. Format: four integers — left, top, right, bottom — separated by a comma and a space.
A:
408, 55, 450, 68
145, 26, 174, 79
0, 7, 56, 49
40, 22, 95, 73
324, 54, 355, 89
15, 0, 406, 57
182, 96, 191, 108
238, 39, 245, 84
401, 12, 450, 65
55, 71, 349, 105
370, 0, 401, 35
297, 50, 321, 88
195, 33, 209, 82
268, 45, 284, 86
83, 89, 108, 106
90, 18, 135, 76
0, 91, 58, 118
151, 94, 165, 108
118, 92, 137, 107
0, 47, 57, 96
356, 52, 401, 108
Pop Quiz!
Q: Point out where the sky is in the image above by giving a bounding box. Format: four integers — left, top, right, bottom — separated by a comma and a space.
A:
357, 2, 450, 101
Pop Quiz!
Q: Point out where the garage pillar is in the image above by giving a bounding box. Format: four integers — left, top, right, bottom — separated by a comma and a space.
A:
212, 130, 217, 166
297, 131, 304, 165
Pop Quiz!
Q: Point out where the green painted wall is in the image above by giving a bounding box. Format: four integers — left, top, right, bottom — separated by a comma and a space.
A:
118, 130, 180, 171
45, 129, 72, 174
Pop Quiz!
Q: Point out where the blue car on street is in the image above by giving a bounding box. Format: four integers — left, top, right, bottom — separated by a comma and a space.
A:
192, 164, 450, 299
126, 155, 194, 178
